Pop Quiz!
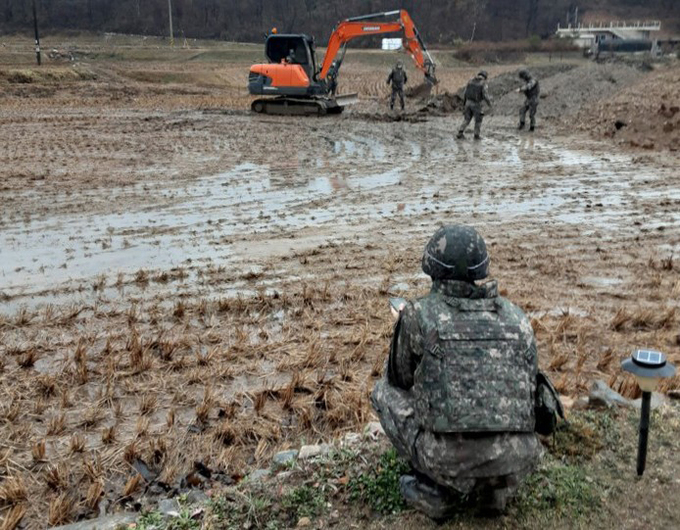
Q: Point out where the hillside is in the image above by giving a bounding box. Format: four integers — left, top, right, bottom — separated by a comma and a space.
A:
0, 0, 678, 44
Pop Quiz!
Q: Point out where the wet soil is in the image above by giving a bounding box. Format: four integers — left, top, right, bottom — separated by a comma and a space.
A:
0, 36, 679, 528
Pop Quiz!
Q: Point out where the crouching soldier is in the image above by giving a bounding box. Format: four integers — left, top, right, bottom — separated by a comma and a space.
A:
372, 225, 563, 518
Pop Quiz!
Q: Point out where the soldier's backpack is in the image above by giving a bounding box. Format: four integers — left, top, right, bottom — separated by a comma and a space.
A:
534, 370, 565, 435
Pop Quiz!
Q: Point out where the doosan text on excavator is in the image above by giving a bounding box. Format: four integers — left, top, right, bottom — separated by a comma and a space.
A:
247, 9, 437, 116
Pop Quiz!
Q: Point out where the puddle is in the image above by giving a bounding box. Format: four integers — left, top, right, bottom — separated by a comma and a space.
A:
2, 128, 678, 307
580, 276, 625, 288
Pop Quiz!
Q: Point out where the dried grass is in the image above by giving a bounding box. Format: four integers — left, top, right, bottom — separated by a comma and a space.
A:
5, 233, 676, 528
611, 307, 677, 331
85, 480, 103, 511
31, 440, 46, 464
82, 457, 103, 482
69, 434, 85, 454
17, 349, 38, 369
0, 476, 27, 505
139, 394, 157, 416
0, 505, 26, 530
44, 463, 69, 491
48, 493, 74, 526
122, 473, 142, 496
36, 375, 58, 397
46, 413, 66, 435
101, 425, 116, 444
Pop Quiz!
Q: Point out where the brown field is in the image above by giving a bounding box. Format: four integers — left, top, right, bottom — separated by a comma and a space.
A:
0, 34, 679, 528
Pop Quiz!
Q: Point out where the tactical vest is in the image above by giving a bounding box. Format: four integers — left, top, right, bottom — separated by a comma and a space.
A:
391, 68, 406, 88
526, 79, 540, 100
412, 295, 535, 433
464, 78, 484, 103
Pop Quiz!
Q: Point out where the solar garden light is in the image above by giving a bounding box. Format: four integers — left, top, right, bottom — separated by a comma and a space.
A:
621, 349, 676, 477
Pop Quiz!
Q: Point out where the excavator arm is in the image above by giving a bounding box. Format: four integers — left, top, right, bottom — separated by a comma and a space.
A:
318, 9, 437, 85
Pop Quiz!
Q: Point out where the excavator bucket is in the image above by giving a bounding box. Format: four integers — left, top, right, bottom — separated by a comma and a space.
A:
335, 93, 359, 107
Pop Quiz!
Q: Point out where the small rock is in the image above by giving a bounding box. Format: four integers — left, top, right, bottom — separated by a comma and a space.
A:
186, 490, 209, 505
559, 395, 575, 410
588, 380, 633, 409
50, 513, 138, 530
272, 449, 298, 468
364, 422, 385, 438
298, 444, 332, 460
341, 432, 361, 447
631, 392, 668, 411
158, 498, 180, 517
297, 516, 311, 527
388, 283, 409, 294
248, 469, 271, 482
132, 458, 156, 483
573, 396, 589, 410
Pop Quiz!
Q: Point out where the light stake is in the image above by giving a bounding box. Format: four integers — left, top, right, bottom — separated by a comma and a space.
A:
621, 349, 676, 476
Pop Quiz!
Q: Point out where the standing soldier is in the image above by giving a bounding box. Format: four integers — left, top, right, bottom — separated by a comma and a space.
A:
387, 60, 408, 111
517, 70, 539, 131
457, 70, 492, 140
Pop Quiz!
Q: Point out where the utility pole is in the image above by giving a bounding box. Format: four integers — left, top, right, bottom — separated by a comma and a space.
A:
168, 0, 174, 47
32, 0, 41, 65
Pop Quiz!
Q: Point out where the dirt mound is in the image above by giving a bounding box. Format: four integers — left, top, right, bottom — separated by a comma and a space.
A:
485, 63, 577, 103
575, 65, 680, 151
405, 81, 434, 99
351, 111, 429, 123
416, 64, 575, 116
493, 62, 644, 118
417, 91, 464, 115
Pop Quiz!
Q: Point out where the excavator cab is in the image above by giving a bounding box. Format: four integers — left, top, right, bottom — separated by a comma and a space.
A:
265, 34, 318, 80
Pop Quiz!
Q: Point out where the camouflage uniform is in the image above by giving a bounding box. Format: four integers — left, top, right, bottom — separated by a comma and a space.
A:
387, 63, 408, 110
371, 226, 541, 518
458, 72, 492, 140
518, 71, 539, 131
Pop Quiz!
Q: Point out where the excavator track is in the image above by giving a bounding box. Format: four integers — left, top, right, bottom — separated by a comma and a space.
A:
251, 94, 358, 116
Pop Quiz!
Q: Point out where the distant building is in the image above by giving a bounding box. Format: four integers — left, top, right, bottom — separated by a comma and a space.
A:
555, 20, 661, 50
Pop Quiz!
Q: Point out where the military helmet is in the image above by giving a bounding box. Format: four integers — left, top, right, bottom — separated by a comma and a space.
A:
477, 70, 488, 80
422, 225, 490, 281
396, 60, 404, 68
518, 69, 530, 80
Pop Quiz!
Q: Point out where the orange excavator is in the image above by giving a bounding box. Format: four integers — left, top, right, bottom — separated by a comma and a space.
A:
248, 9, 437, 115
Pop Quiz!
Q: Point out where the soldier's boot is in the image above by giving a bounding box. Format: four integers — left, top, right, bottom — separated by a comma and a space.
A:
529, 125, 535, 132
456, 131, 464, 139
476, 484, 514, 517
399, 475, 458, 520
474, 135, 481, 140
518, 122, 525, 130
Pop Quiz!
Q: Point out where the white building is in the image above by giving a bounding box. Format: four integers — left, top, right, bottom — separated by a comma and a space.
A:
555, 20, 661, 49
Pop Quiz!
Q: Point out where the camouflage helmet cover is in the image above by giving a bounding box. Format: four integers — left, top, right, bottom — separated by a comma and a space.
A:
518, 69, 530, 80
477, 70, 488, 79
422, 225, 490, 281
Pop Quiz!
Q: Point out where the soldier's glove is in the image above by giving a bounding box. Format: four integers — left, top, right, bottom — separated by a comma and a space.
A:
534, 370, 565, 436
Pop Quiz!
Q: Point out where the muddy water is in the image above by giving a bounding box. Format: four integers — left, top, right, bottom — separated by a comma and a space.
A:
2, 117, 679, 309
